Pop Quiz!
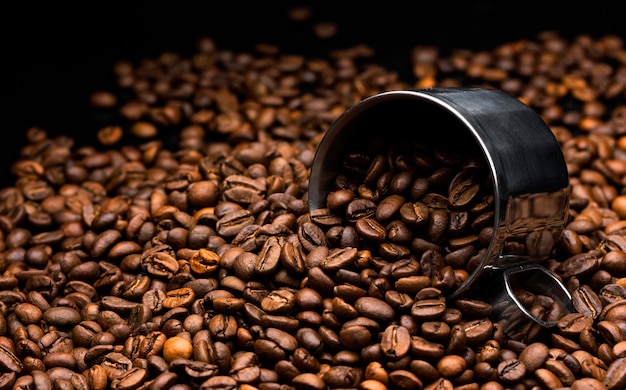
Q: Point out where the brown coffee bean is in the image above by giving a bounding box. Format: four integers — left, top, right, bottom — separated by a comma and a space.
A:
545, 358, 576, 387
309, 207, 343, 228
0, 343, 22, 374
410, 336, 445, 360
339, 324, 371, 351
291, 372, 326, 390
571, 377, 608, 390
199, 375, 237, 390
602, 250, 626, 274
189, 248, 221, 276
258, 289, 295, 315
519, 342, 549, 372
327, 189, 356, 211
453, 298, 493, 319
604, 357, 626, 390
379, 324, 411, 359
449, 179, 481, 209
297, 221, 327, 251
141, 245, 179, 279
598, 320, 625, 345
497, 358, 526, 383
322, 365, 363, 388
322, 247, 358, 272
376, 194, 405, 222
388, 369, 422, 389
535, 367, 564, 389
572, 284, 603, 319
354, 297, 395, 323
354, 217, 386, 243
558, 312, 594, 336
14, 303, 43, 324
42, 307, 81, 327
344, 198, 376, 222
411, 299, 446, 321
462, 318, 494, 346
556, 252, 601, 279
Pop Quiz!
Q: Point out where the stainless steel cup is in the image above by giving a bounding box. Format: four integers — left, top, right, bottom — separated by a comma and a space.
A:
308, 87, 573, 340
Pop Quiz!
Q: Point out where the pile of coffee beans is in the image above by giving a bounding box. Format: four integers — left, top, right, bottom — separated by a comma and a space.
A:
4, 25, 626, 389
321, 132, 495, 289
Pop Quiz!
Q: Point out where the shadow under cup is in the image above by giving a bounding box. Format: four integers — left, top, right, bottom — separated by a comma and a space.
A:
308, 87, 574, 341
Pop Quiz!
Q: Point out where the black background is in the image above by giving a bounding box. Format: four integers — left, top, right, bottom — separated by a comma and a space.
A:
2, 1, 625, 186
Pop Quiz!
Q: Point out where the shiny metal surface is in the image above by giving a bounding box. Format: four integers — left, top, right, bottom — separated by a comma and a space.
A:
308, 87, 572, 335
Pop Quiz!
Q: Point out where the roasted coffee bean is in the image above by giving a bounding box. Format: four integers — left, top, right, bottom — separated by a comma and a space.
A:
411, 299, 446, 321
410, 336, 445, 360
376, 194, 405, 222
43, 307, 82, 327
379, 324, 411, 359
260, 289, 296, 315
519, 342, 550, 372
558, 312, 594, 336
572, 377, 609, 390
556, 252, 601, 279
0, 343, 21, 373
297, 222, 327, 252
216, 209, 255, 238
346, 199, 378, 222
496, 358, 526, 383
463, 318, 494, 346
572, 285, 603, 319
399, 201, 429, 228
535, 367, 564, 389
255, 236, 283, 276
598, 320, 625, 345
354, 297, 395, 323
141, 245, 179, 279
199, 375, 237, 390
321, 247, 358, 272
454, 298, 493, 319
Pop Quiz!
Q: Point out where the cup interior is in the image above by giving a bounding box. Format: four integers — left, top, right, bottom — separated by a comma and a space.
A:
308, 88, 570, 301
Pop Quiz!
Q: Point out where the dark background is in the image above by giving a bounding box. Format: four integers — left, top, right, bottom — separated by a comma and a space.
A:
2, 1, 625, 186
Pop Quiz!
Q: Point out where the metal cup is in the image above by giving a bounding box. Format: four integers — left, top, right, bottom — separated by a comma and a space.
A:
308, 87, 573, 340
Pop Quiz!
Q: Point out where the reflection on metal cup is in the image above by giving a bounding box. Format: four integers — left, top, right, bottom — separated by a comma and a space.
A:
308, 87, 573, 338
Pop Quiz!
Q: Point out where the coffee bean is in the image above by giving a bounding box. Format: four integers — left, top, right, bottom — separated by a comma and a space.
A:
545, 358, 576, 387
571, 377, 609, 390
199, 375, 237, 390
409, 335, 445, 361
297, 221, 327, 252
572, 285, 603, 319
519, 342, 550, 372
291, 372, 326, 390
535, 367, 564, 389
0, 343, 22, 373
321, 247, 358, 271
322, 365, 363, 388
411, 299, 447, 321
558, 312, 594, 336
497, 358, 526, 382
600, 284, 626, 306
141, 244, 179, 279
354, 297, 395, 323
42, 307, 81, 327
